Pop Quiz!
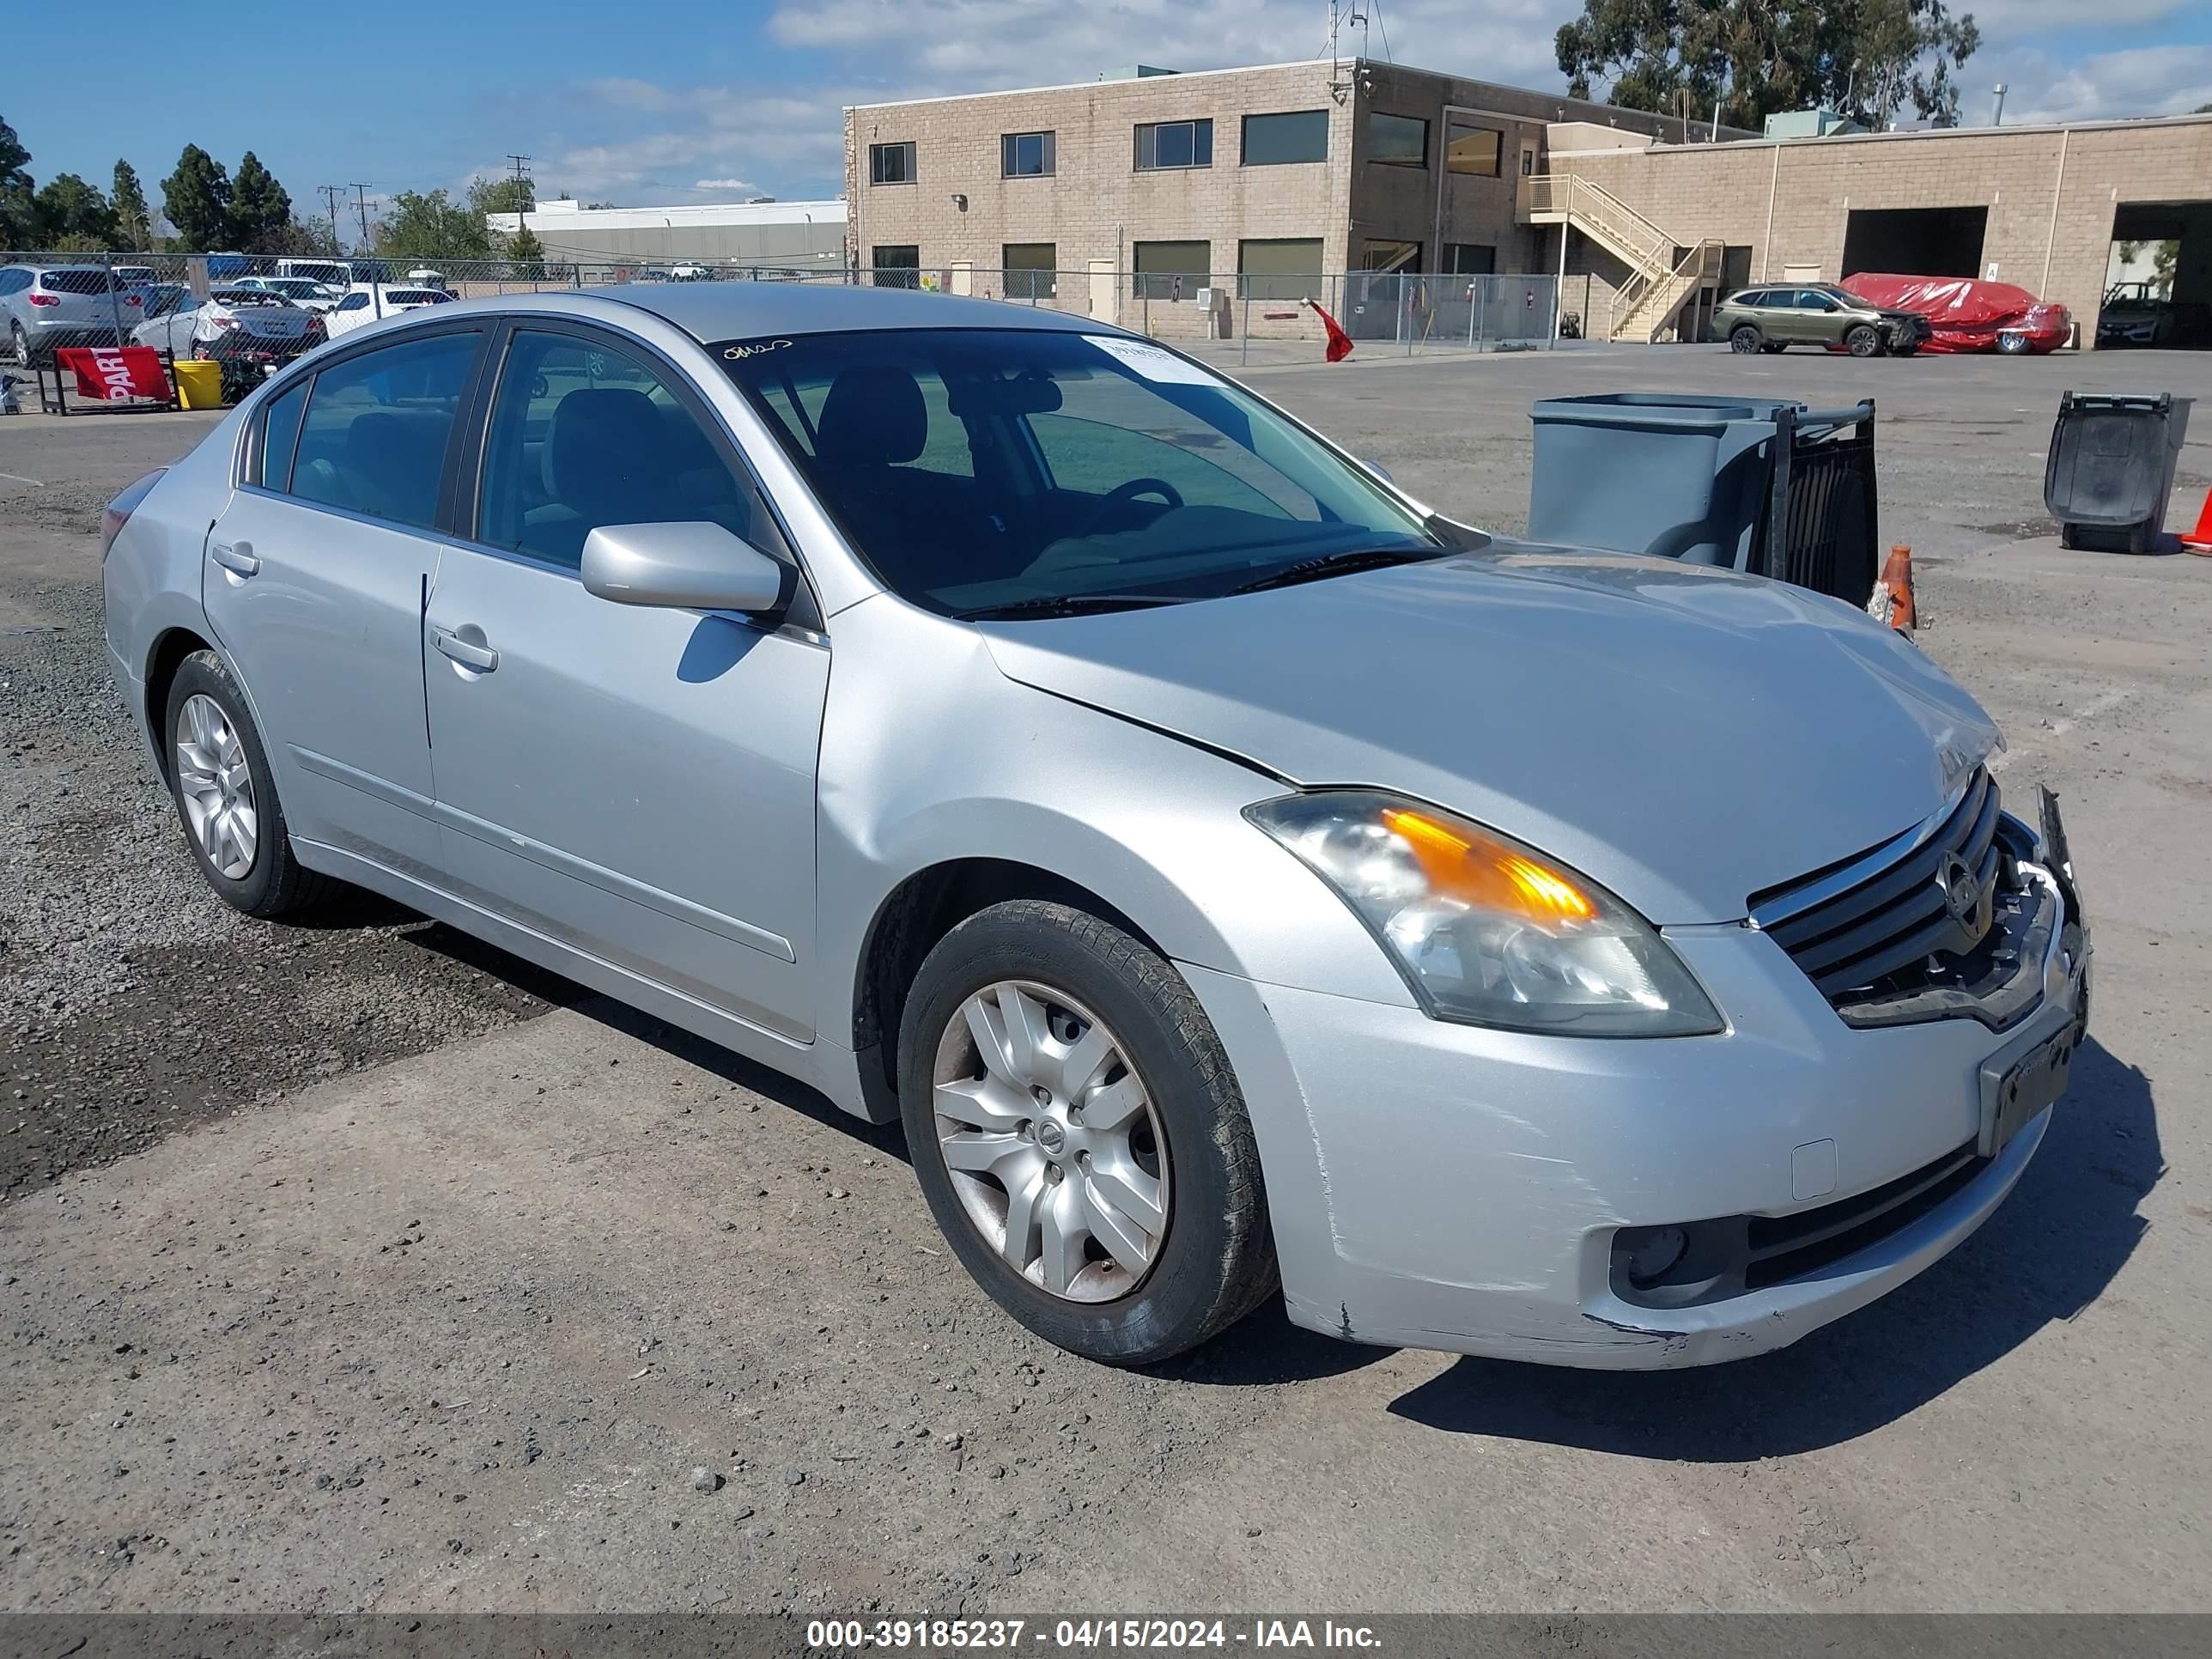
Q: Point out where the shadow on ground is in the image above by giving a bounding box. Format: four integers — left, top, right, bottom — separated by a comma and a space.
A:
1388, 1034, 2157, 1459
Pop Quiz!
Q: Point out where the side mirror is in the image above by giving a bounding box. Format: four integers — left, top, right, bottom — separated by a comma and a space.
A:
580, 521, 787, 615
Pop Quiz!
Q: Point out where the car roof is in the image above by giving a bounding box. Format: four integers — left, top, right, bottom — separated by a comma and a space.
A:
587, 279, 1104, 341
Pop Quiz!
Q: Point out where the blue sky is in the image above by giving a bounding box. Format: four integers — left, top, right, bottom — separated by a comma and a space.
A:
9, 0, 2210, 233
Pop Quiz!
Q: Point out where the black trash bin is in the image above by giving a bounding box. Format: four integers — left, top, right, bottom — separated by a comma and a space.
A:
1528, 392, 1881, 604
2044, 392, 2193, 555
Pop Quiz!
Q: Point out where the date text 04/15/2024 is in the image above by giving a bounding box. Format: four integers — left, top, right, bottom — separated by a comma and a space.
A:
804, 1620, 1383, 1650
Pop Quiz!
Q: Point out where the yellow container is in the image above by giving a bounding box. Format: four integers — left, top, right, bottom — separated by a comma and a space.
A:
173, 359, 224, 410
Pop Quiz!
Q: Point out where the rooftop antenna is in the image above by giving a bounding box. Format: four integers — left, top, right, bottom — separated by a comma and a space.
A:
1327, 0, 1358, 102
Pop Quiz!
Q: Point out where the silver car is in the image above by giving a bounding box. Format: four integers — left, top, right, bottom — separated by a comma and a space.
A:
100, 285, 2090, 1368
3, 263, 147, 364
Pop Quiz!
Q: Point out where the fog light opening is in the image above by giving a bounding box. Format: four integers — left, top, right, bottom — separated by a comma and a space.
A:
1620, 1224, 1688, 1290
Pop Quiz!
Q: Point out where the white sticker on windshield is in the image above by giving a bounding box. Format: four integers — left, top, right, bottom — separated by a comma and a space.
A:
1081, 335, 1221, 386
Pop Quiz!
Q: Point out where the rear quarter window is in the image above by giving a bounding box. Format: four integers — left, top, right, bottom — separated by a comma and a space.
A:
37, 268, 121, 295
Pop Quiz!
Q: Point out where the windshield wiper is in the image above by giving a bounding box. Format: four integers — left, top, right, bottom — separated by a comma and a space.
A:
957, 592, 1188, 622
1224, 546, 1448, 596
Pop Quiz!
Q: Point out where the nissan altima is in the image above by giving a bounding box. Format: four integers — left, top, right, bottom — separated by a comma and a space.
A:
100, 284, 2090, 1366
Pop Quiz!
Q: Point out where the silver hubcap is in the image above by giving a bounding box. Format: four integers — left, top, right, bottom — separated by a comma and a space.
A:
932, 981, 1170, 1304
173, 693, 258, 880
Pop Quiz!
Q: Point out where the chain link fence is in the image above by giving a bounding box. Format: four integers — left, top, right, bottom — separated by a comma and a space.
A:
4, 247, 1565, 392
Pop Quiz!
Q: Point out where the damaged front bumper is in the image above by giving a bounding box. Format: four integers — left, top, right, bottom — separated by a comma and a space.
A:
1184, 807, 2089, 1370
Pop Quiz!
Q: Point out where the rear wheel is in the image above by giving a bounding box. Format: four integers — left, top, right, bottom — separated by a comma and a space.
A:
1996, 333, 2030, 356
1729, 325, 1762, 355
163, 650, 334, 919
898, 901, 1277, 1365
1846, 324, 1883, 357
9, 321, 29, 368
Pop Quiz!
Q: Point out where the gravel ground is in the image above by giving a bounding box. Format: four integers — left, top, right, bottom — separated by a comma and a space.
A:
3, 347, 2210, 1617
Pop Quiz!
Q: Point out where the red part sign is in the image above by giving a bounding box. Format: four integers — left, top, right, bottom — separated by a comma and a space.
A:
58, 345, 171, 403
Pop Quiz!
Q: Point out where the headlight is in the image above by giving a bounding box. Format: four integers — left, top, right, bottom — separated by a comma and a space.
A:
1246, 792, 1723, 1037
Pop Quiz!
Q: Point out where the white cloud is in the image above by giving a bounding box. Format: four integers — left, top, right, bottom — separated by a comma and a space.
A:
693, 177, 761, 191
2000, 43, 2212, 124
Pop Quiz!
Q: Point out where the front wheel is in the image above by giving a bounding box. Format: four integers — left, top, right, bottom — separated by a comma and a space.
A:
1729, 325, 1762, 355
898, 901, 1278, 1365
1846, 324, 1884, 357
9, 321, 29, 368
1996, 333, 2030, 356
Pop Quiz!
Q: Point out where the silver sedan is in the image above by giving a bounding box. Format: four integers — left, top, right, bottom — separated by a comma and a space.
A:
99, 283, 2089, 1367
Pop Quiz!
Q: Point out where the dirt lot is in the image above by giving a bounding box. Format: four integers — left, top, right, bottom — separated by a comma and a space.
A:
3, 345, 2209, 1616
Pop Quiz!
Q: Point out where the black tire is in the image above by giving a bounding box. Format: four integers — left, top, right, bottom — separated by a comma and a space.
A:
9, 321, 30, 368
1996, 333, 2030, 356
162, 649, 336, 919
1846, 324, 1883, 357
1729, 325, 1762, 355
897, 900, 1278, 1365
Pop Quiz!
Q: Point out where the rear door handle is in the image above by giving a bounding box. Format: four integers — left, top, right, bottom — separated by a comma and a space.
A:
433, 627, 499, 672
210, 540, 259, 578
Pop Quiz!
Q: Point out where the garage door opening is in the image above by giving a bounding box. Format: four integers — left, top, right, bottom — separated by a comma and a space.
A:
2100, 201, 2212, 349
1840, 206, 1989, 280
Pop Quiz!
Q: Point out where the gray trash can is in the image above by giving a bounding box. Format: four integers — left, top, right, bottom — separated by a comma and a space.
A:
2045, 392, 2192, 555
1528, 392, 1881, 603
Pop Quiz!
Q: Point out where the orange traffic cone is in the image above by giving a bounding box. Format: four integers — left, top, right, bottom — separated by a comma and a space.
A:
2181, 489, 2212, 556
1868, 544, 1917, 633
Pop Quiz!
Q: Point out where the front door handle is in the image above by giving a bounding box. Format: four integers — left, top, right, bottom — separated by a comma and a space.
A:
433, 627, 499, 673
210, 540, 259, 578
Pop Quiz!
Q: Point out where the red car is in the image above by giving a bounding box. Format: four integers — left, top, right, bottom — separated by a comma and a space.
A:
1841, 272, 2072, 355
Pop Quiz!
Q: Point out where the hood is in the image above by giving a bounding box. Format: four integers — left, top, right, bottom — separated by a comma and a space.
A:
979, 548, 1998, 924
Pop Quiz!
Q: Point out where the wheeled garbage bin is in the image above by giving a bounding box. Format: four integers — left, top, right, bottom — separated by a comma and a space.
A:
1527, 392, 1881, 604
2045, 392, 2192, 555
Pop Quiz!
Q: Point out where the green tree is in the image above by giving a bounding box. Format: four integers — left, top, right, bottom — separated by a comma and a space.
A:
0, 113, 35, 247
469, 174, 535, 217
228, 151, 293, 251
112, 160, 152, 248
505, 223, 547, 278
372, 188, 490, 260
1557, 0, 1979, 131
161, 144, 233, 251
33, 173, 117, 246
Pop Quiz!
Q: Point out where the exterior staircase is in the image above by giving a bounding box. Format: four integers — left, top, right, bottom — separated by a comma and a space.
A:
1522, 174, 1723, 343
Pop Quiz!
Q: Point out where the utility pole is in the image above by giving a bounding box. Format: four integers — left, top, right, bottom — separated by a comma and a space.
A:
504, 153, 534, 237
317, 185, 343, 250
349, 184, 374, 252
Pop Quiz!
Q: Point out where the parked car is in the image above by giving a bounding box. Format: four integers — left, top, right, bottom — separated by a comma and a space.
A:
276, 258, 356, 290
2096, 297, 2212, 349
670, 262, 714, 281
1840, 272, 2071, 356
1716, 283, 1933, 356
128, 292, 204, 358
404, 268, 450, 291
131, 287, 322, 382
113, 264, 160, 289
99, 285, 2088, 1369
233, 276, 343, 313
322, 284, 457, 339
2, 263, 145, 364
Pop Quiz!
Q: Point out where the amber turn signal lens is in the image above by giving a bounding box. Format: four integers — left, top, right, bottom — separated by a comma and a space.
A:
1380, 807, 1596, 927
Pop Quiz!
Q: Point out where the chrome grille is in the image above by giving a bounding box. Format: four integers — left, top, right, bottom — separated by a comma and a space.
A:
1751, 769, 2004, 1005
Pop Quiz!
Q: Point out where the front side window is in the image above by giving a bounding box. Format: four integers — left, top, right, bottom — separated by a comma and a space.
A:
1242, 111, 1328, 166
1134, 119, 1213, 170
287, 330, 480, 529
720, 328, 1443, 618
1446, 121, 1503, 177
869, 141, 916, 185
1001, 131, 1055, 177
1368, 112, 1430, 167
476, 329, 787, 571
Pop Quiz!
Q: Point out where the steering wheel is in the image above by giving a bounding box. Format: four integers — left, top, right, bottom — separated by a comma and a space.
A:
1074, 477, 1184, 538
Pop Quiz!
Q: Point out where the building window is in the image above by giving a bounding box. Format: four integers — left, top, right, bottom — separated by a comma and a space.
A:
1134, 119, 1213, 171
1237, 238, 1324, 301
1003, 242, 1056, 299
1360, 238, 1423, 273
1001, 131, 1056, 178
1242, 110, 1328, 166
1366, 112, 1429, 167
872, 245, 921, 289
1521, 145, 1537, 176
1443, 243, 1497, 276
1446, 122, 1503, 177
869, 142, 916, 185
1133, 240, 1212, 298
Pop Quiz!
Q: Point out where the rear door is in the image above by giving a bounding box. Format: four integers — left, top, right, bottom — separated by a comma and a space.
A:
200, 325, 487, 875
421, 319, 828, 1039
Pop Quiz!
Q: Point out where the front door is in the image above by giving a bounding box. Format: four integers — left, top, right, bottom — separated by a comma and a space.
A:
201, 326, 485, 875
422, 323, 827, 1040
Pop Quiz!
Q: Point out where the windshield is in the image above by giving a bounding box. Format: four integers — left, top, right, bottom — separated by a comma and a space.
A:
719, 327, 1444, 616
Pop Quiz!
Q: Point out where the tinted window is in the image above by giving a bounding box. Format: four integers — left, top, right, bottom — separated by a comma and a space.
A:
337, 294, 369, 311
1242, 111, 1328, 165
1446, 122, 1502, 176
1134, 120, 1212, 170
477, 329, 788, 571
720, 328, 1442, 618
288, 331, 479, 529
38, 268, 123, 295
1368, 112, 1429, 166
869, 142, 915, 185
0, 270, 30, 296
1001, 131, 1055, 177
258, 377, 310, 491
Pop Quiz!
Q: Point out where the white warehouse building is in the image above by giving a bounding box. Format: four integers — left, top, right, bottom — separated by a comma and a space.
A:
486, 198, 848, 272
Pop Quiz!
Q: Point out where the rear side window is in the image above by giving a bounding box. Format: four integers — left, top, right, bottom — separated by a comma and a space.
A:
287, 331, 480, 530
257, 378, 311, 491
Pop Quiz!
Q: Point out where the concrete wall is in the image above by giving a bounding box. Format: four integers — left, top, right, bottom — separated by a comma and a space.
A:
1547, 115, 2212, 344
